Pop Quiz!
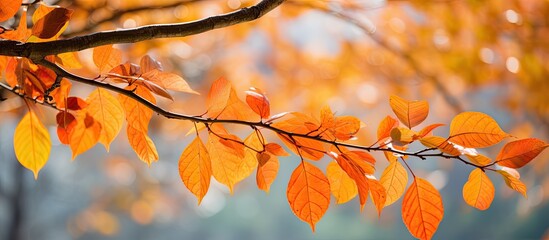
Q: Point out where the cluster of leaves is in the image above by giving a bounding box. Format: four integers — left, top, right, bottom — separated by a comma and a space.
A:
1, 2, 549, 240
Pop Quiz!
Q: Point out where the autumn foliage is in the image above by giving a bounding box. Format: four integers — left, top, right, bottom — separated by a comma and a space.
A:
1, 1, 548, 240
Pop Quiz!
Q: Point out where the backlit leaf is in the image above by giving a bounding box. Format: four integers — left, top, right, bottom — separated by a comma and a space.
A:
127, 125, 158, 166
207, 131, 245, 193
179, 137, 212, 204
119, 86, 155, 133
368, 178, 387, 216
256, 152, 279, 192
377, 115, 399, 142
56, 110, 76, 145
287, 161, 330, 231
326, 161, 357, 204
93, 45, 122, 73
466, 154, 492, 166
245, 87, 270, 119
69, 113, 101, 159
462, 169, 495, 210
496, 138, 548, 168
0, 0, 21, 22
402, 177, 444, 240
497, 170, 527, 198
389, 95, 429, 129
86, 88, 124, 151
449, 112, 507, 148
417, 124, 445, 138
380, 160, 408, 206
14, 111, 51, 179
420, 136, 461, 156
265, 142, 290, 156
206, 77, 257, 121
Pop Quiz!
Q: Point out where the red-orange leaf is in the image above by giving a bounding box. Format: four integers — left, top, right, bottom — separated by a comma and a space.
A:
380, 160, 408, 206
497, 170, 527, 198
377, 115, 399, 142
417, 123, 445, 138
56, 110, 76, 145
245, 87, 270, 119
449, 112, 507, 148
179, 137, 212, 204
496, 138, 548, 169
287, 161, 330, 231
66, 96, 88, 110
402, 177, 444, 240
127, 125, 158, 166
336, 155, 369, 210
389, 95, 429, 129
69, 113, 101, 159
0, 0, 22, 22
326, 161, 357, 204
256, 152, 279, 192
462, 169, 495, 210
333, 116, 361, 140
31, 7, 73, 39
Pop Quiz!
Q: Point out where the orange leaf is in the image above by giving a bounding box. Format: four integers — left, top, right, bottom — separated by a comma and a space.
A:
127, 125, 159, 166
277, 133, 325, 161
497, 170, 527, 198
265, 142, 290, 156
420, 136, 461, 156
69, 113, 101, 159
0, 0, 21, 22
466, 154, 492, 166
93, 45, 122, 73
14, 111, 51, 179
462, 169, 495, 210
380, 160, 408, 206
143, 70, 198, 94
402, 177, 444, 240
326, 161, 357, 204
416, 123, 445, 138
207, 130, 246, 193
449, 112, 507, 148
245, 87, 270, 119
335, 155, 369, 210
206, 77, 257, 121
256, 152, 279, 192
31, 7, 73, 39
496, 138, 548, 169
389, 95, 429, 129
139, 55, 162, 72
56, 110, 76, 145
237, 132, 262, 181
287, 161, 330, 231
179, 137, 212, 204
118, 86, 155, 133
333, 116, 361, 140
391, 127, 417, 145
86, 88, 125, 151
377, 115, 399, 142
368, 178, 387, 216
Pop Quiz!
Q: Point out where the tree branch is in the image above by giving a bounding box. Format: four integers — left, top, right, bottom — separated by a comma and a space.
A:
2, 59, 487, 171
0, 0, 285, 61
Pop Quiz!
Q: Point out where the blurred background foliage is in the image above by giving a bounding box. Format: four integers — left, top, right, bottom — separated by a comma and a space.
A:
1, 0, 549, 239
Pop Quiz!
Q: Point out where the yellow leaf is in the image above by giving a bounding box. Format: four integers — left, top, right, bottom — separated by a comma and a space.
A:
69, 113, 101, 159
402, 177, 444, 240
462, 169, 495, 210
14, 111, 51, 179
497, 170, 527, 198
179, 137, 212, 204
326, 161, 357, 204
86, 88, 124, 151
207, 131, 245, 193
127, 125, 158, 166
449, 112, 507, 148
380, 160, 408, 206
93, 45, 122, 73
389, 95, 429, 129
